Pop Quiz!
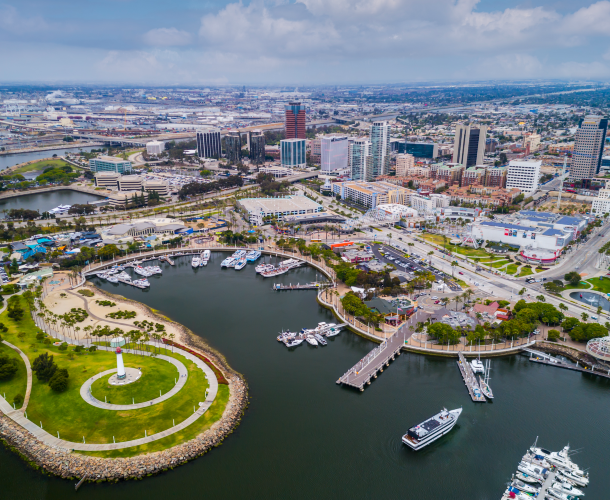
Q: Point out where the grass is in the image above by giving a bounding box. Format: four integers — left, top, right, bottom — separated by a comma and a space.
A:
10, 159, 80, 175
0, 342, 28, 409
518, 267, 534, 277
90, 356, 179, 405
566, 278, 610, 294
0, 296, 225, 454
490, 260, 511, 269
420, 233, 490, 258
505, 264, 519, 275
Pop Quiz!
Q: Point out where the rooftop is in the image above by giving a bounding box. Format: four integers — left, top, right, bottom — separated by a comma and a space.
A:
238, 195, 322, 213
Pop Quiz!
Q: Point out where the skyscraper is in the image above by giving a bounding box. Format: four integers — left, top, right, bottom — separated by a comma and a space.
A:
348, 138, 371, 181
369, 121, 390, 179
224, 131, 242, 164
196, 129, 221, 159
281, 138, 306, 169
321, 135, 348, 174
285, 102, 306, 139
452, 124, 487, 167
249, 130, 266, 166
570, 115, 608, 182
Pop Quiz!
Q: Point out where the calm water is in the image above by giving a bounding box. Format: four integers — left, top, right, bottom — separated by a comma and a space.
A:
570, 291, 610, 312
1, 253, 608, 499
0, 190, 105, 217
0, 146, 98, 171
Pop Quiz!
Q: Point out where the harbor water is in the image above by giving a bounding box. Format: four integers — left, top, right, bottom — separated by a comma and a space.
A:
0, 252, 608, 499
0, 146, 99, 172
0, 189, 105, 217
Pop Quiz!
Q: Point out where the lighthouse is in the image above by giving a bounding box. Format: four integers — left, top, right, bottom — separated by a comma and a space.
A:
116, 347, 126, 380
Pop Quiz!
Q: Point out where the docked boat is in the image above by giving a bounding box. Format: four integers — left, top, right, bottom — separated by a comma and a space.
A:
286, 339, 304, 347
106, 276, 119, 283
192, 256, 201, 267
255, 263, 272, 273
201, 250, 210, 266
133, 278, 150, 288
221, 257, 235, 268
314, 333, 327, 346
326, 327, 342, 338
530, 444, 585, 474
470, 358, 485, 374
515, 472, 542, 485
558, 468, 589, 488
234, 255, 247, 271
511, 479, 540, 495
517, 462, 548, 483
551, 479, 584, 497
548, 488, 580, 500
402, 408, 462, 451
500, 487, 534, 500
305, 335, 318, 346
246, 250, 261, 262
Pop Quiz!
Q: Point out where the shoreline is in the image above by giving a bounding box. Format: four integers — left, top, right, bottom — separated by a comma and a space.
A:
0, 282, 248, 483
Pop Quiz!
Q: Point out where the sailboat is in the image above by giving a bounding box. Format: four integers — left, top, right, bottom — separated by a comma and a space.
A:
479, 359, 494, 399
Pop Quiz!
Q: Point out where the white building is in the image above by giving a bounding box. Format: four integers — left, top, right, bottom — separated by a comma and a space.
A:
101, 218, 185, 244
237, 195, 323, 225
321, 135, 348, 174
591, 187, 610, 216
117, 175, 143, 192
506, 160, 541, 194
369, 121, 390, 179
395, 154, 415, 177
146, 140, 164, 155
259, 165, 293, 178
376, 204, 418, 218
348, 138, 371, 181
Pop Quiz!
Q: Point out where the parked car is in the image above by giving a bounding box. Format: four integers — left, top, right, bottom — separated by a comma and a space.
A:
458, 271, 464, 275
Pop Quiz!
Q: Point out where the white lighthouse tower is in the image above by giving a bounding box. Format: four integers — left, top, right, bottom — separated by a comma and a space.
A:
116, 347, 126, 380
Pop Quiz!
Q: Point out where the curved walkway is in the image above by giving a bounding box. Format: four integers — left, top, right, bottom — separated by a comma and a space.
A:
0, 341, 219, 451
0, 340, 32, 411
80, 352, 188, 410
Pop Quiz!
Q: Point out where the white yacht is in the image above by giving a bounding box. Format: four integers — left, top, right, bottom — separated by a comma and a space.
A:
314, 333, 327, 345
517, 462, 548, 483
558, 468, 589, 487
510, 479, 540, 496
221, 257, 235, 268
470, 358, 485, 374
515, 472, 541, 485
530, 444, 584, 474
192, 255, 201, 268
201, 250, 210, 266
305, 335, 318, 346
234, 255, 247, 271
286, 339, 304, 347
551, 479, 584, 497
402, 408, 462, 451
548, 489, 580, 500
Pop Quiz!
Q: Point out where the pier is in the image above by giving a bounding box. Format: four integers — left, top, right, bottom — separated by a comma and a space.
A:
336, 329, 406, 391
529, 357, 610, 379
273, 282, 332, 291
457, 352, 486, 402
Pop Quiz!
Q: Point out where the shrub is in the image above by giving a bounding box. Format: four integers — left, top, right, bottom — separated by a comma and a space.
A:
96, 300, 116, 307
43, 338, 51, 345
74, 345, 83, 353
36, 332, 44, 342
77, 289, 94, 297
88, 345, 97, 353
32, 352, 57, 382
0, 353, 18, 380
49, 371, 68, 392
7, 298, 24, 322
547, 329, 561, 341
12, 393, 24, 407
58, 343, 68, 351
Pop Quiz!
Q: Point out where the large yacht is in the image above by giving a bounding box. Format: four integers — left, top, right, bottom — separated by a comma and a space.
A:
234, 255, 247, 270
191, 255, 201, 267
201, 250, 211, 266
402, 408, 462, 451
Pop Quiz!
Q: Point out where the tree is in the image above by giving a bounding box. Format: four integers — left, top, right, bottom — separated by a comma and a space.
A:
427, 322, 460, 345
581, 312, 589, 322
561, 317, 580, 331
7, 297, 24, 321
564, 271, 582, 287
558, 303, 568, 312
32, 352, 57, 382
49, 368, 69, 392
518, 288, 526, 296
0, 353, 18, 380
97, 244, 120, 261
569, 322, 608, 342
547, 329, 561, 341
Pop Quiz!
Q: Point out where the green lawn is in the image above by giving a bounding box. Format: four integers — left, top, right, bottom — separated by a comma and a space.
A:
566, 277, 610, 294
90, 355, 179, 405
518, 267, 534, 277
505, 264, 519, 275
421, 233, 494, 258
490, 260, 511, 269
0, 296, 225, 454
0, 342, 28, 409
11, 159, 80, 175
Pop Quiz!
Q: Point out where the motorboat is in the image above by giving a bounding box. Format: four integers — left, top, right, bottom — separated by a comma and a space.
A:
511, 479, 540, 495
530, 445, 584, 474
551, 479, 584, 497
106, 276, 119, 283
479, 376, 493, 399
515, 472, 542, 485
547, 488, 580, 500
305, 335, 318, 346
221, 257, 235, 268
246, 250, 261, 262
201, 250, 210, 266
522, 451, 553, 469
470, 358, 485, 374
326, 327, 342, 338
402, 408, 462, 451
517, 462, 548, 482
192, 256, 201, 268
558, 468, 589, 487
234, 255, 247, 271
314, 333, 327, 346
500, 487, 534, 500
286, 339, 304, 347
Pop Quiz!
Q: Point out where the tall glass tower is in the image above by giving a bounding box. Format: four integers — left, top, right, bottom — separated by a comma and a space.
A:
285, 102, 306, 139
369, 121, 390, 179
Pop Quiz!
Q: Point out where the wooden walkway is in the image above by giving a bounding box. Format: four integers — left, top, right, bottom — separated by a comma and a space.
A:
457, 352, 486, 402
529, 357, 610, 380
336, 328, 406, 391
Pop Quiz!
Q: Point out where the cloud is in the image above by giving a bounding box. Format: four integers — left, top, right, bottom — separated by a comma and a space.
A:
143, 27, 192, 47
0, 5, 48, 34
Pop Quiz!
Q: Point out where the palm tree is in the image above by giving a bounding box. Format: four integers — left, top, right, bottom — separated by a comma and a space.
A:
451, 260, 458, 277
453, 295, 461, 312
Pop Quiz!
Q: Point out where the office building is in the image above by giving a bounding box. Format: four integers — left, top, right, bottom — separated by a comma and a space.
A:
285, 102, 306, 140
248, 130, 266, 165
321, 135, 348, 174
395, 154, 415, 177
332, 180, 412, 209
452, 124, 487, 167
94, 172, 121, 189
506, 160, 541, 194
196, 130, 222, 159
117, 175, 143, 192
89, 156, 132, 174
237, 195, 322, 225
311, 138, 322, 163
348, 138, 371, 181
224, 131, 242, 164
281, 138, 306, 169
369, 121, 390, 179
144, 180, 170, 197
146, 140, 164, 155
570, 115, 608, 182
405, 142, 438, 159
524, 133, 541, 153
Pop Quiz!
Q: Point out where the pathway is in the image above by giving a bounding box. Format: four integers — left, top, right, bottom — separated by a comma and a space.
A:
79, 351, 188, 410
0, 340, 32, 411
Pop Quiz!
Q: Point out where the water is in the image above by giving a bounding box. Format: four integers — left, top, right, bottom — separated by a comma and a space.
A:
0, 146, 99, 172
1, 253, 609, 499
570, 291, 610, 312
0, 190, 105, 217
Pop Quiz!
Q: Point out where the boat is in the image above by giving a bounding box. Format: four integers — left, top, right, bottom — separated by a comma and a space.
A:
530, 444, 585, 474
234, 255, 247, 271
551, 479, 584, 497
221, 257, 235, 268
557, 469, 589, 487
501, 487, 535, 500
326, 327, 342, 338
401, 408, 462, 451
246, 250, 261, 262
511, 479, 540, 495
522, 451, 553, 469
517, 462, 548, 482
314, 333, 327, 346
479, 359, 493, 399
106, 276, 119, 283
256, 263, 273, 273
286, 339, 304, 347
305, 335, 318, 346
547, 489, 580, 500
515, 472, 542, 485
192, 255, 201, 267
470, 358, 485, 374
201, 250, 210, 266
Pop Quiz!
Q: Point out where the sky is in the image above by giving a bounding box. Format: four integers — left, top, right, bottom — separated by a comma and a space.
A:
2, 0, 610, 85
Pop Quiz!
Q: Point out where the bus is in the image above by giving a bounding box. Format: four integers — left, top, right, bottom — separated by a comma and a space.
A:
311, 238, 322, 243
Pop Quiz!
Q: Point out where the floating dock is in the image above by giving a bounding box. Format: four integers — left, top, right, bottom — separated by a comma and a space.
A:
117, 279, 148, 289
273, 282, 332, 291
457, 352, 486, 402
529, 357, 610, 380
337, 330, 405, 391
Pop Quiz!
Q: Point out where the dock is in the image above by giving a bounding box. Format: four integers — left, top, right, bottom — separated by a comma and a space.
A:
159, 255, 175, 266
273, 282, 332, 291
117, 279, 148, 289
538, 471, 556, 498
529, 357, 610, 380
336, 329, 405, 391
457, 352, 486, 402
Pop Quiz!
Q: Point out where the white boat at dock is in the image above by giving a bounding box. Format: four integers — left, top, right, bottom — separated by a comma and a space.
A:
246, 250, 261, 262
235, 255, 247, 270
402, 408, 462, 451
550, 478, 584, 497
192, 255, 201, 267
106, 276, 119, 283
201, 250, 210, 266
306, 335, 318, 346
510, 478, 540, 495
515, 472, 542, 485
314, 333, 327, 346
530, 444, 586, 475
516, 462, 549, 483
221, 257, 235, 268
470, 358, 485, 374
558, 468, 589, 487
286, 338, 304, 347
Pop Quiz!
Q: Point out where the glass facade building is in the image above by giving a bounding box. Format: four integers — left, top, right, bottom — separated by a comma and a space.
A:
281, 139, 306, 169
285, 102, 306, 140
89, 156, 132, 174
249, 130, 266, 165
321, 136, 348, 173
224, 131, 242, 164
369, 121, 390, 179
349, 138, 371, 181
196, 130, 222, 159
404, 142, 438, 159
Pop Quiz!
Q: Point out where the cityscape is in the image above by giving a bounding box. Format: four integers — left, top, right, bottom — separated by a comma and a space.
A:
2, 1, 610, 499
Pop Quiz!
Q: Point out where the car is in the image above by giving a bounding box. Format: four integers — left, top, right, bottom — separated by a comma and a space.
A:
434, 300, 440, 304
458, 271, 464, 275
398, 237, 403, 240
432, 296, 438, 300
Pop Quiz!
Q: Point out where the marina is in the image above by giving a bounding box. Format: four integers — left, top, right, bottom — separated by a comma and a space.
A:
277, 322, 347, 348
272, 282, 332, 291
457, 351, 486, 402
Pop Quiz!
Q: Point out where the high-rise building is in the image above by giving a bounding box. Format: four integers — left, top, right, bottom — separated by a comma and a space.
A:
404, 142, 438, 159
281, 138, 306, 169
249, 130, 266, 166
196, 130, 221, 159
321, 135, 348, 174
285, 102, 306, 139
89, 156, 132, 174
395, 154, 415, 177
452, 124, 487, 167
369, 121, 390, 179
570, 115, 608, 182
506, 160, 541, 194
224, 131, 242, 164
311, 138, 322, 163
348, 138, 371, 181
